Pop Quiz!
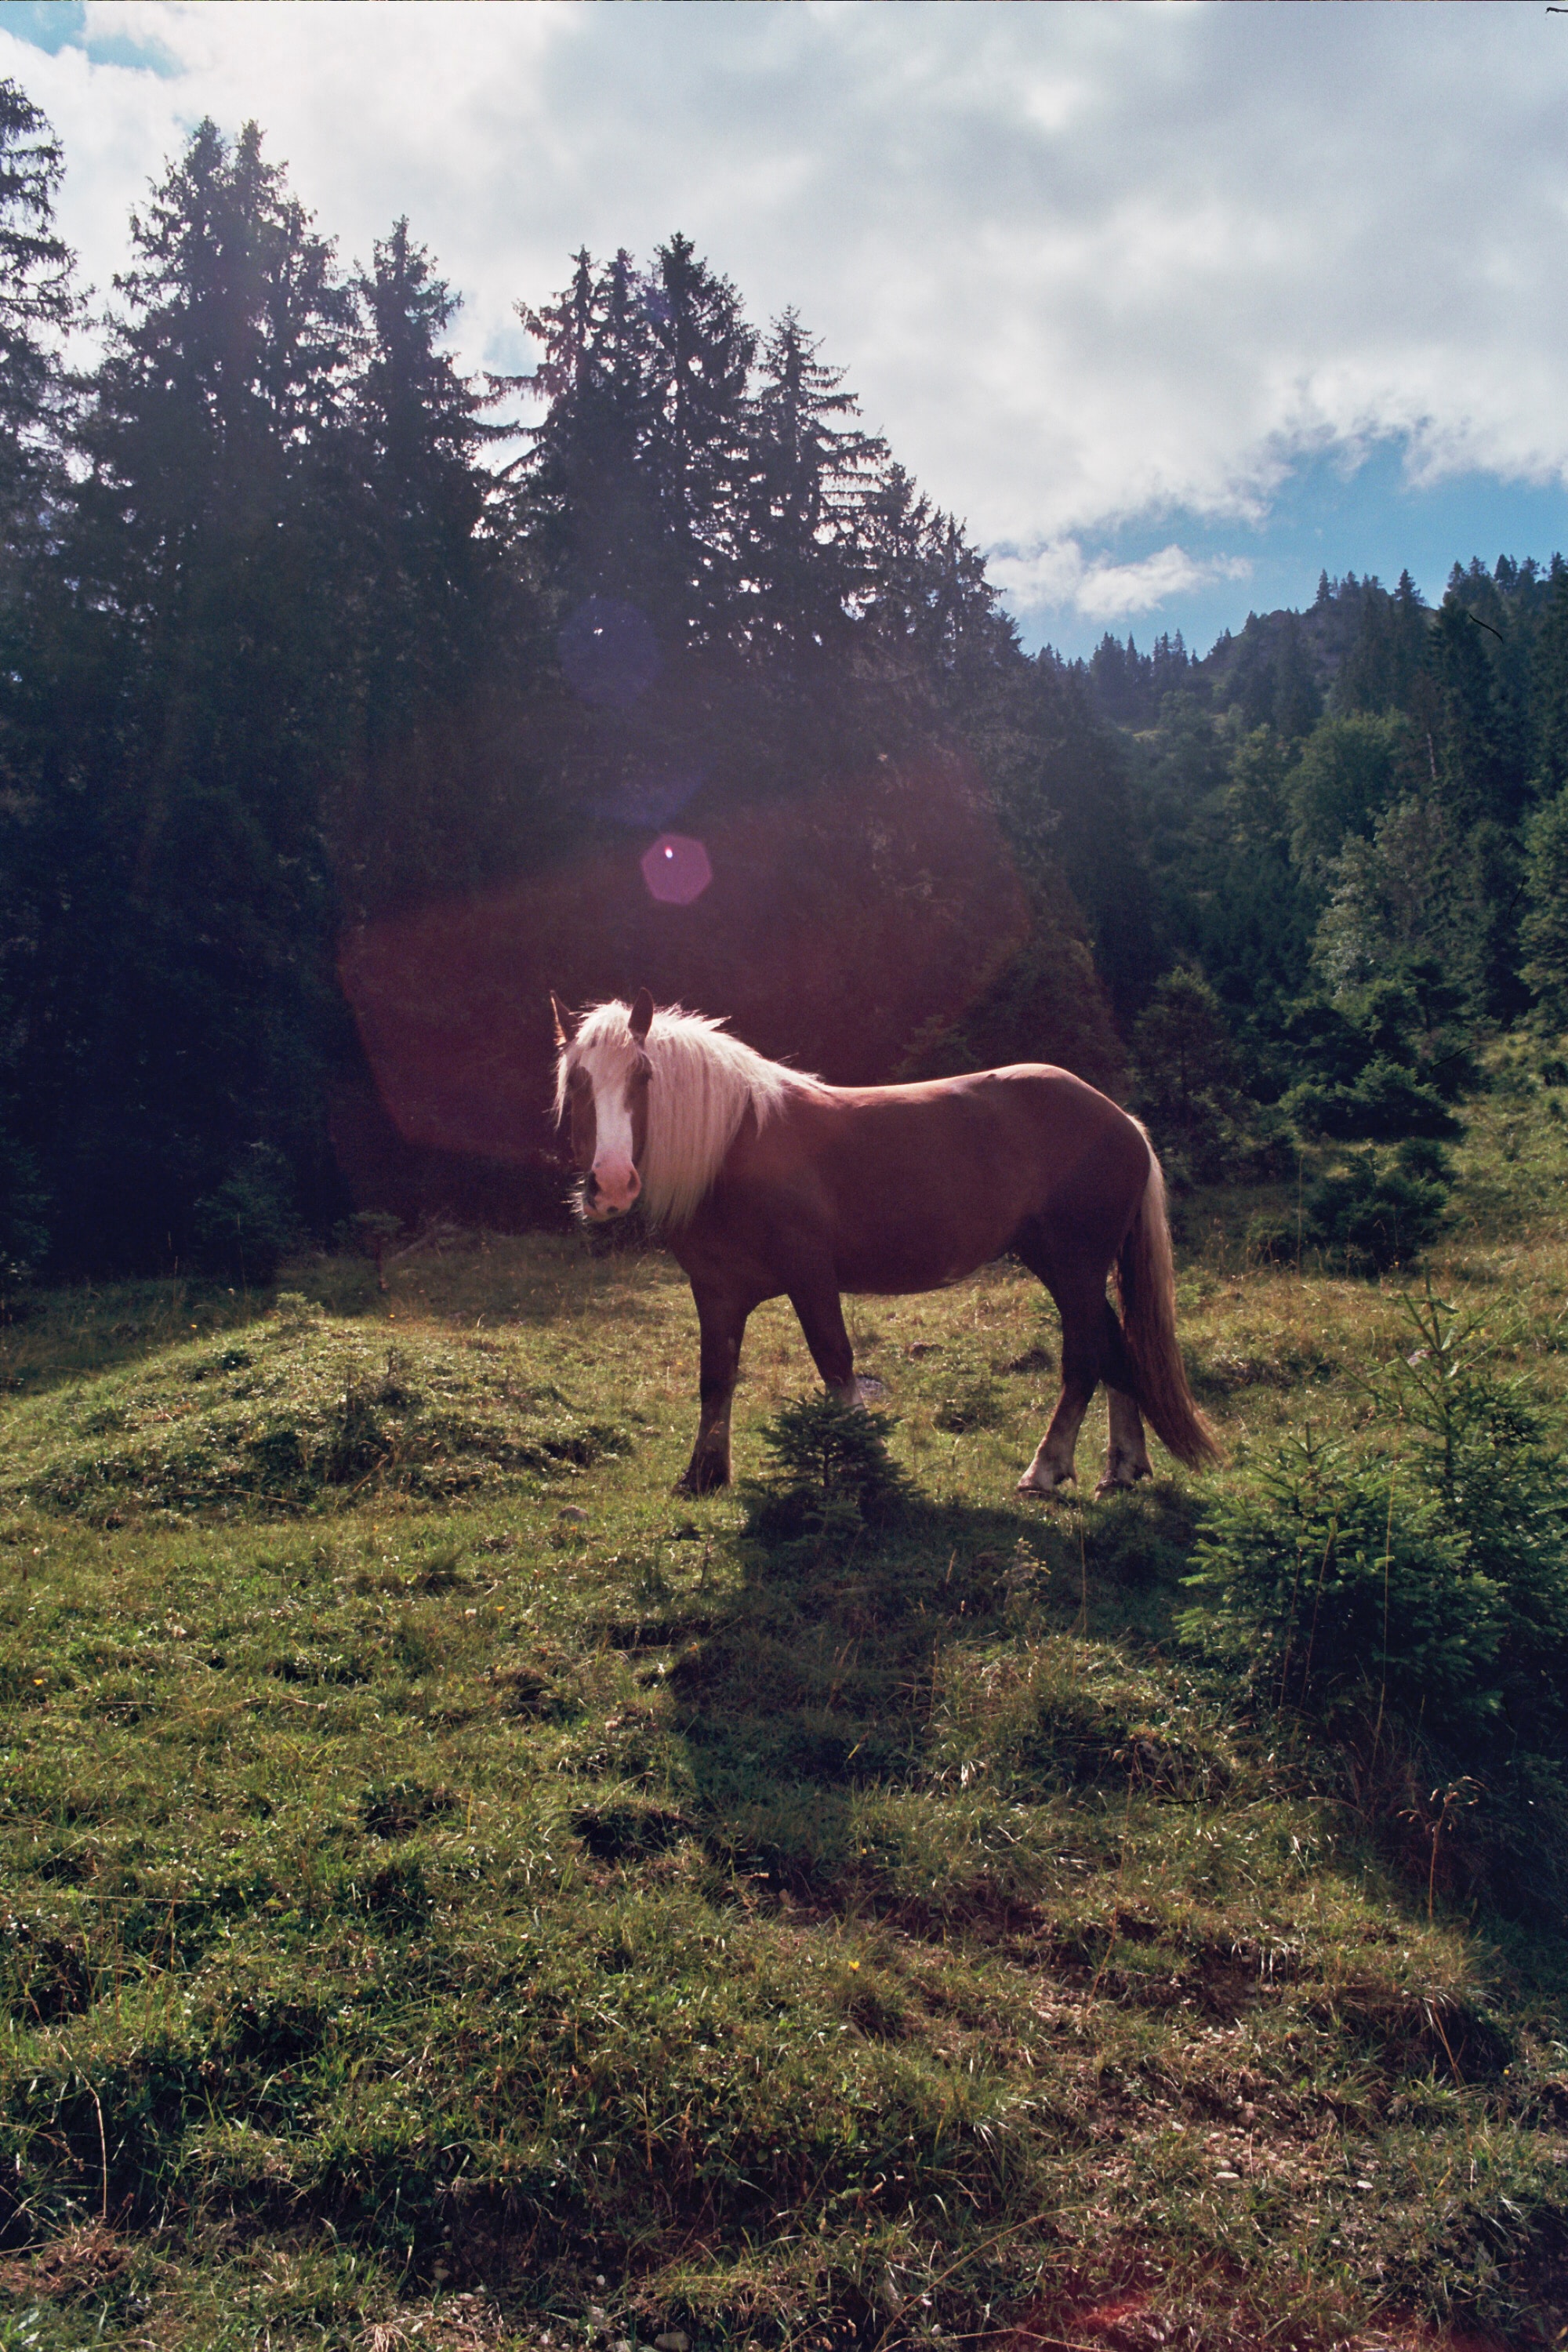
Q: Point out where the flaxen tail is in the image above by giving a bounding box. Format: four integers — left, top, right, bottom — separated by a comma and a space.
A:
1115, 1140, 1221, 1471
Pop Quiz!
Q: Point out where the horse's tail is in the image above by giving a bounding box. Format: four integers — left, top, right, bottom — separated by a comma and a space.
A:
1115, 1136, 1221, 1472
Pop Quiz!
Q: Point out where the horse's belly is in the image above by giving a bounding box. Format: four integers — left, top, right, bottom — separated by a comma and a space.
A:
833, 1207, 1010, 1294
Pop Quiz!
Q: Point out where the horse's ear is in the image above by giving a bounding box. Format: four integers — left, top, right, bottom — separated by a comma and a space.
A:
629, 987, 654, 1043
550, 992, 573, 1047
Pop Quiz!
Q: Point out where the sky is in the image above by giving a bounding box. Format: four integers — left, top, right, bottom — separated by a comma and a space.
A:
2, 0, 1567, 661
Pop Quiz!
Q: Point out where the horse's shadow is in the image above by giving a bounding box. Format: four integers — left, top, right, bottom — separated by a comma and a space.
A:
586, 1478, 1202, 1907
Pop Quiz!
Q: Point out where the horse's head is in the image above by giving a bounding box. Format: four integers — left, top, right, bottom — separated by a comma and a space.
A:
552, 988, 654, 1221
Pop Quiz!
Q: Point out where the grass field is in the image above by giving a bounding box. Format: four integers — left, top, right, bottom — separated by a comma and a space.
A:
0, 1081, 1566, 2351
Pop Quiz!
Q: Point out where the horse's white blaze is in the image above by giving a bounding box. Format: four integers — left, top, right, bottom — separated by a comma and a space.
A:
578, 1044, 641, 1216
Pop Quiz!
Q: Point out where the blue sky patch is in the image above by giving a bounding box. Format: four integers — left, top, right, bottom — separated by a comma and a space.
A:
0, 2, 180, 76
1012, 440, 1568, 665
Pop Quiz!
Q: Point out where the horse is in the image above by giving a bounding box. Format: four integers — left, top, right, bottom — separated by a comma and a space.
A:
552, 989, 1218, 1498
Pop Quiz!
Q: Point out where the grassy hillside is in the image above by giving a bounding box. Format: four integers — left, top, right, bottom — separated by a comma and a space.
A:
0, 1087, 1566, 2350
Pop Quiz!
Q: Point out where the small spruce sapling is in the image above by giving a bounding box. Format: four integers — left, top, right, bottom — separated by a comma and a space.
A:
743, 1391, 913, 1550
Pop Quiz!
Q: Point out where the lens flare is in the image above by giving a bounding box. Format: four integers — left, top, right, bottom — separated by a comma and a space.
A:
641, 833, 712, 905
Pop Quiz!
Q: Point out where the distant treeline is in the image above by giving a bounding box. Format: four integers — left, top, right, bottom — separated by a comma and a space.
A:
1066, 557, 1568, 1087
0, 85, 1565, 1279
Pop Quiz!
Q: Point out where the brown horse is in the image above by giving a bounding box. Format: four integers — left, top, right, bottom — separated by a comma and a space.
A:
552, 990, 1218, 1497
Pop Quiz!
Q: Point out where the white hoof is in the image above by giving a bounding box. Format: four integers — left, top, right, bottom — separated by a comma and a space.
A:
1017, 1465, 1076, 1496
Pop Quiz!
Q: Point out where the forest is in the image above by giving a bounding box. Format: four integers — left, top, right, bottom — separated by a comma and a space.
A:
1, 85, 1566, 1283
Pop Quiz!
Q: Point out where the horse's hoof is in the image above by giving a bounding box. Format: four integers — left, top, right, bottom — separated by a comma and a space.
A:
1017, 1468, 1075, 1496
1094, 1464, 1152, 1499
675, 1465, 729, 1496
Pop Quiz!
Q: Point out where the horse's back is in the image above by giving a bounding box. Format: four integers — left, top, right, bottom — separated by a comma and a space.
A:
702, 1062, 1147, 1295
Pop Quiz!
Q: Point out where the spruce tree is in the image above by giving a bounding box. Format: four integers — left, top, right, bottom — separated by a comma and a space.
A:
1531, 564, 1568, 800
333, 218, 528, 917
0, 78, 76, 571
1522, 785, 1568, 1029
745, 307, 885, 662
0, 78, 77, 1278
517, 247, 665, 617
48, 119, 359, 1265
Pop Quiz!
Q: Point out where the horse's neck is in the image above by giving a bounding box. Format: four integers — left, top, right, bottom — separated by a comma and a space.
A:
644, 1028, 782, 1225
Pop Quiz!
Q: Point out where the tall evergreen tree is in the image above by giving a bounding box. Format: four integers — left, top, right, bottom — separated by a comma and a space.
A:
858, 464, 1015, 699
745, 307, 885, 661
1335, 571, 1428, 715
36, 119, 360, 1265
517, 247, 665, 619
1531, 563, 1568, 802
0, 78, 76, 570
332, 218, 531, 918
0, 78, 77, 1278
642, 234, 755, 644
353, 219, 508, 703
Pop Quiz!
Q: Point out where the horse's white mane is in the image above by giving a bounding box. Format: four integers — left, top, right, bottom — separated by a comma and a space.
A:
558, 1000, 824, 1229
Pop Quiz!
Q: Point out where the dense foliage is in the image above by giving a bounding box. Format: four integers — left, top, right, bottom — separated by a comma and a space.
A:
1181, 1283, 1568, 1919
0, 86, 1566, 1276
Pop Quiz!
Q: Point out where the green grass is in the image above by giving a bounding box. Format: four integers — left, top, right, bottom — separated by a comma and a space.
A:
0, 1080, 1565, 2350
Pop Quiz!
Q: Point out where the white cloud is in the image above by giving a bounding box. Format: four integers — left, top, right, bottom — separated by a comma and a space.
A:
989, 543, 1253, 627
2, 0, 1566, 632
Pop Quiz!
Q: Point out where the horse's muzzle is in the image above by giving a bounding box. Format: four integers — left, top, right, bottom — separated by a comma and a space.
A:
584, 1163, 640, 1218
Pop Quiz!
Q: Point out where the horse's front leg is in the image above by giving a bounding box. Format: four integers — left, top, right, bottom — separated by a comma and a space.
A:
677, 1287, 750, 1494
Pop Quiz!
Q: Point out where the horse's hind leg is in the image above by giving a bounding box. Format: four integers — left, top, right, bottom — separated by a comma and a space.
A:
679, 1285, 751, 1493
787, 1276, 865, 1406
1017, 1356, 1095, 1494
1014, 1247, 1131, 1497
1100, 1385, 1154, 1497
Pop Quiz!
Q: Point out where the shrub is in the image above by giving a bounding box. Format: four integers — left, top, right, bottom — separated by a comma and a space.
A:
1128, 967, 1270, 1184
192, 1143, 300, 1285
1181, 1288, 1568, 1913
742, 1390, 913, 1548
0, 1125, 49, 1283
1287, 1056, 1461, 1143
1180, 1427, 1504, 1739
1303, 1148, 1448, 1272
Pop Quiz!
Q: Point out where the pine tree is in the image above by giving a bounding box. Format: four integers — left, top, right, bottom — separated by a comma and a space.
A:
1531, 565, 1568, 800
353, 219, 510, 700
0, 78, 78, 1278
1425, 593, 1519, 826
858, 465, 1014, 700
332, 219, 529, 916
1522, 784, 1568, 1029
642, 234, 756, 644
0, 78, 76, 572
517, 247, 665, 617
41, 119, 360, 1265
745, 307, 885, 661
